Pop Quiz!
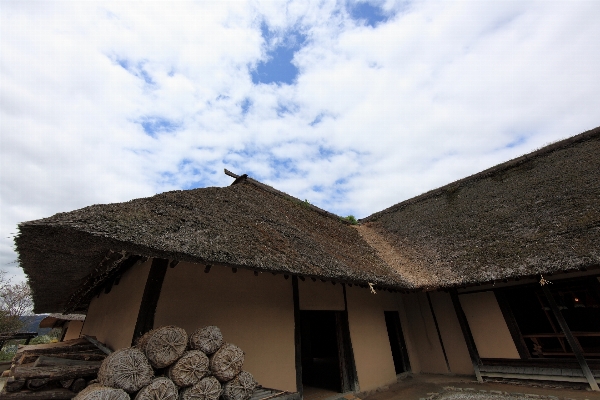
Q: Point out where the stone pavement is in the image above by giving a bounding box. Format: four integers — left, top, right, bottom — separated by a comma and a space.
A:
348, 374, 600, 400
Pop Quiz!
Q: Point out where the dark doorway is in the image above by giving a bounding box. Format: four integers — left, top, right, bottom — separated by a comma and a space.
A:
384, 311, 411, 374
501, 276, 600, 359
300, 310, 348, 392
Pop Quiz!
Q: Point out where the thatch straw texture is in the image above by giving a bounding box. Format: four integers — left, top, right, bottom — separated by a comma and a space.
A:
74, 384, 130, 400
17, 173, 399, 313
168, 350, 210, 387
189, 326, 223, 355
179, 376, 222, 400
98, 347, 154, 393
210, 343, 244, 382
222, 371, 257, 400
142, 326, 188, 369
135, 377, 178, 400
362, 126, 600, 288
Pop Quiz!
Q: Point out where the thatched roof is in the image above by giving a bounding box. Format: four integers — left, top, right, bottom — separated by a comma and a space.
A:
361, 126, 600, 288
39, 314, 86, 329
17, 176, 409, 313
16, 126, 600, 313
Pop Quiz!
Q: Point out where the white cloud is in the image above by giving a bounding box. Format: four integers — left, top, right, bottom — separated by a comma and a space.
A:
2, 0, 599, 282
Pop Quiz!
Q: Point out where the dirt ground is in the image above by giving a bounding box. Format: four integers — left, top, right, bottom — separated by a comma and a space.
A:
354, 374, 600, 400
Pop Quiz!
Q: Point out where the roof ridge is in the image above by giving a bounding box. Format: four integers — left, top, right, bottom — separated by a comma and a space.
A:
362, 125, 600, 222
228, 173, 351, 224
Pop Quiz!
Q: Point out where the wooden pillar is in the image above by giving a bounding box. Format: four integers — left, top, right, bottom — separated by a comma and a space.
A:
495, 290, 531, 359
449, 289, 483, 383
292, 276, 303, 398
131, 258, 169, 345
340, 284, 359, 392
541, 284, 599, 391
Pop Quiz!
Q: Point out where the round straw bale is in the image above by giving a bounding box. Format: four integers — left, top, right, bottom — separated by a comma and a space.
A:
135, 329, 154, 350
74, 384, 130, 400
222, 371, 257, 400
209, 343, 244, 382
168, 350, 210, 387
179, 376, 222, 400
189, 326, 223, 354
144, 326, 188, 369
135, 377, 178, 400
98, 347, 154, 393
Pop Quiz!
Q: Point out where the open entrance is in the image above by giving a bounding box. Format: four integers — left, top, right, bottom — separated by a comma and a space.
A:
500, 276, 600, 359
299, 310, 355, 395
384, 311, 411, 374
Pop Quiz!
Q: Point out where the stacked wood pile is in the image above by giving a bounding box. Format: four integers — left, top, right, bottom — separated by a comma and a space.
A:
76, 325, 257, 400
1, 337, 110, 399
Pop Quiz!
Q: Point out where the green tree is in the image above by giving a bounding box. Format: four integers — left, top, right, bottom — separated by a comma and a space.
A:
0, 270, 33, 333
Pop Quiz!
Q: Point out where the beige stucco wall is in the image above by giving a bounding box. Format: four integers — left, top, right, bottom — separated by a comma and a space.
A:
459, 291, 519, 359
298, 279, 344, 310
154, 263, 296, 393
63, 320, 84, 341
345, 287, 399, 391
81, 259, 151, 351
401, 293, 449, 374
428, 292, 473, 375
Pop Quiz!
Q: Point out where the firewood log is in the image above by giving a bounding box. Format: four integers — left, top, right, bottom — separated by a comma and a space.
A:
139, 326, 187, 369
25, 378, 50, 391
134, 377, 178, 400
33, 356, 102, 368
179, 376, 222, 400
209, 344, 244, 382
222, 371, 257, 400
97, 347, 153, 393
167, 350, 209, 388
71, 378, 88, 393
74, 384, 130, 400
189, 326, 223, 355
6, 376, 26, 392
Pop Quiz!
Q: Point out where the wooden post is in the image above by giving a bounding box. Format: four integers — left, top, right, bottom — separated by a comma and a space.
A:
340, 284, 359, 392
541, 284, 599, 391
494, 290, 531, 359
131, 258, 169, 345
426, 292, 450, 372
292, 276, 303, 398
449, 289, 483, 383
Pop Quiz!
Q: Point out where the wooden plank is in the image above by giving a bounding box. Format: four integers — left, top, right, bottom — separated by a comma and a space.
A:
18, 352, 106, 365
82, 335, 112, 355
0, 388, 76, 399
291, 276, 302, 398
13, 364, 100, 381
494, 290, 531, 359
541, 283, 599, 391
33, 356, 102, 368
15, 338, 89, 354
449, 289, 483, 383
131, 258, 169, 345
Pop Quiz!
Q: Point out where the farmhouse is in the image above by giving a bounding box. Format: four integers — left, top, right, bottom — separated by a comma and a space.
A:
15, 126, 600, 394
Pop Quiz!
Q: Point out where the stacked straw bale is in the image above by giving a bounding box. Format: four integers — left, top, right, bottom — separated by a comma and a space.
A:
87, 325, 257, 400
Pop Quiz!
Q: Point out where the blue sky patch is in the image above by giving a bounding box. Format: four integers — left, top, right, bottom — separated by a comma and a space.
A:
505, 135, 527, 148
114, 57, 155, 85
240, 98, 252, 115
348, 1, 389, 27
139, 116, 179, 137
251, 22, 306, 85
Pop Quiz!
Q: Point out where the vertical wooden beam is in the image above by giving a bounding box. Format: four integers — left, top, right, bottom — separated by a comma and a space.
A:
494, 290, 531, 359
449, 289, 483, 383
541, 284, 599, 391
341, 284, 359, 392
426, 292, 450, 372
292, 276, 303, 398
131, 258, 169, 345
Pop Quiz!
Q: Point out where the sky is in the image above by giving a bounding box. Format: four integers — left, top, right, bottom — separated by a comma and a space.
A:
1, 1, 599, 282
